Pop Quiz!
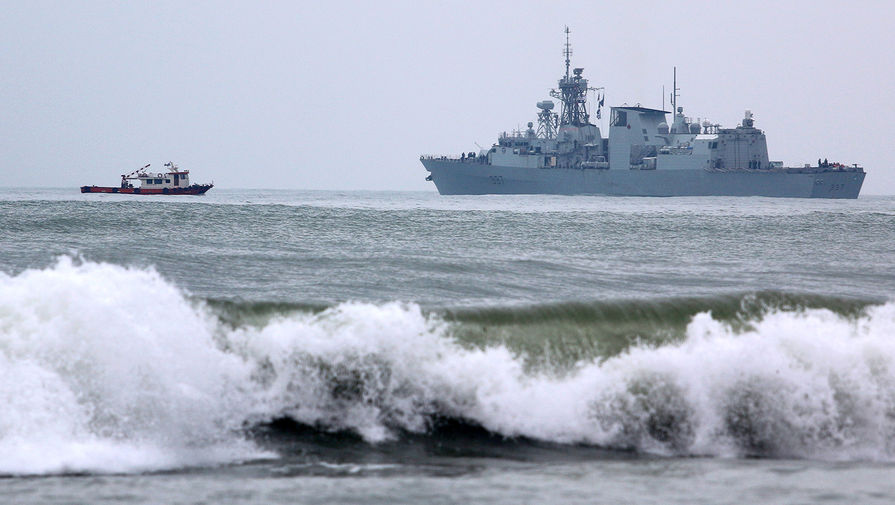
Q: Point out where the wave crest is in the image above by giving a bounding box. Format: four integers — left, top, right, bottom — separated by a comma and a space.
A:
3, 258, 895, 474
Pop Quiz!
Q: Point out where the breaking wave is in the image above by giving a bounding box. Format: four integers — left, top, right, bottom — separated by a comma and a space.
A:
2, 257, 895, 474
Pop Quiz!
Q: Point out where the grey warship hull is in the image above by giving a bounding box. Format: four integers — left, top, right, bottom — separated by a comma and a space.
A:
423, 159, 865, 198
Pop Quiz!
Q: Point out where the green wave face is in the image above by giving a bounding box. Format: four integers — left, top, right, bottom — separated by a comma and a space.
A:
442, 291, 877, 369
204, 291, 878, 372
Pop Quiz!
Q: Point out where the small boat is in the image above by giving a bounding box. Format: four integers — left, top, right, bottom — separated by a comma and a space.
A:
80, 162, 213, 195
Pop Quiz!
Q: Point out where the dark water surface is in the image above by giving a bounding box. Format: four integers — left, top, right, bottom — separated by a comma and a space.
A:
1, 189, 894, 503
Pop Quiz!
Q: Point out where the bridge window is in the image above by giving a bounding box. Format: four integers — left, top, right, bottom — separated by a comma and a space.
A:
610, 109, 627, 127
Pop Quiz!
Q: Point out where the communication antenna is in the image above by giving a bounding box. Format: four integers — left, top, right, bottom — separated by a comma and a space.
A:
563, 26, 572, 79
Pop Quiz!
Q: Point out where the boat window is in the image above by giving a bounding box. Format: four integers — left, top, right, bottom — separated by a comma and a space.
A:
155, 179, 163, 184
165, 179, 171, 183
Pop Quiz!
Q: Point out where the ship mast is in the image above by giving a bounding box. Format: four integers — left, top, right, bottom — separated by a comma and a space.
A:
550, 26, 594, 127
563, 26, 571, 80
670, 66, 688, 133
672, 66, 679, 113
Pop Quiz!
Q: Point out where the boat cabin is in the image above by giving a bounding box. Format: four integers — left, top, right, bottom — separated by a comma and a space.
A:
122, 162, 190, 189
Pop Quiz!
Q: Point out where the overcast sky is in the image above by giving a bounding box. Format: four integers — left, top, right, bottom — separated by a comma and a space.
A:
2, 0, 893, 193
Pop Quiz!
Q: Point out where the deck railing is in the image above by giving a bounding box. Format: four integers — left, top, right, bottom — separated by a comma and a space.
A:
420, 155, 487, 163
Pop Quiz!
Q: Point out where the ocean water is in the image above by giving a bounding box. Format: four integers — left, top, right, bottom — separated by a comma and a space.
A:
1, 188, 895, 504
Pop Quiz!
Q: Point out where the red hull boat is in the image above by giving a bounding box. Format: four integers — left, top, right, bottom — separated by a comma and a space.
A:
80, 162, 213, 195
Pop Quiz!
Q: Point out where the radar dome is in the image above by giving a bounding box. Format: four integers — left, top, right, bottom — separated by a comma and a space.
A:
657, 122, 669, 134
537, 100, 554, 110
689, 123, 701, 134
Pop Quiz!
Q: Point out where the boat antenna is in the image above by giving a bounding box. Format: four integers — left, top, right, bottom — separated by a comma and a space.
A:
563, 26, 572, 79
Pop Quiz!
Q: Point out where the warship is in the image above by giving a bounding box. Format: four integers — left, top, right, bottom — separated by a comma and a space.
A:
421, 28, 865, 198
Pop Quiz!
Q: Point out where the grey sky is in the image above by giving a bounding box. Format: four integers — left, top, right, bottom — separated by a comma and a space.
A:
2, 0, 893, 193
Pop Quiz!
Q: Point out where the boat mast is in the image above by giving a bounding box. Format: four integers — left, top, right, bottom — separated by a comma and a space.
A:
122, 163, 150, 180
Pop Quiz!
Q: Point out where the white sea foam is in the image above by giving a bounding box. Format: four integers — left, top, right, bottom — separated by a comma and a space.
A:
0, 258, 266, 474
2, 258, 895, 474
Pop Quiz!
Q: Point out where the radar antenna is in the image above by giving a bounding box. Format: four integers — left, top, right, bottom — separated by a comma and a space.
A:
536, 101, 558, 139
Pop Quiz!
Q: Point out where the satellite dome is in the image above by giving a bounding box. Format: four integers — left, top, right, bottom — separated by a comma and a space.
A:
657, 122, 669, 134
689, 123, 701, 134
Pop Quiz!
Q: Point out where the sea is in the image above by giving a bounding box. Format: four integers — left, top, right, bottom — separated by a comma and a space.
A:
1, 188, 894, 504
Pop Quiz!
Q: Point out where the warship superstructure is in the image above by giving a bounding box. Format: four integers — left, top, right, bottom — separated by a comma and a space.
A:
421, 28, 865, 198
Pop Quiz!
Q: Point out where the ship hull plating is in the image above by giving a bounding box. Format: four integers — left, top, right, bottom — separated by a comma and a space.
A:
422, 160, 865, 198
